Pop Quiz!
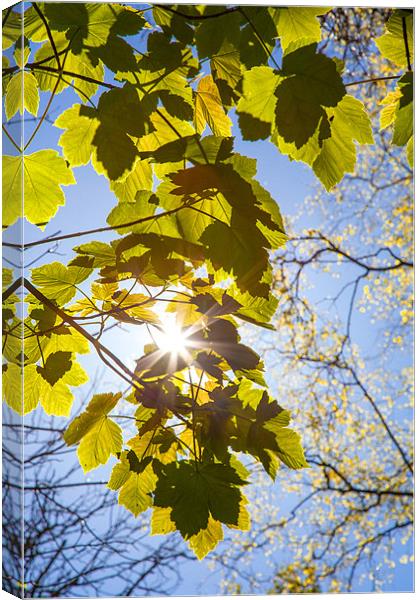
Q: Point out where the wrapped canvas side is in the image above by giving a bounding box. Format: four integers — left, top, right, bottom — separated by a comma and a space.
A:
2, 2, 24, 597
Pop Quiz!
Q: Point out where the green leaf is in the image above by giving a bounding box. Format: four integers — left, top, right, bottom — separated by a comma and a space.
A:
39, 380, 80, 417
55, 104, 99, 166
200, 214, 271, 297
37, 351, 72, 386
89, 36, 137, 73
107, 190, 157, 233
267, 426, 309, 470
43, 327, 90, 355
275, 43, 345, 148
237, 67, 280, 140
31, 262, 91, 304
2, 150, 76, 229
271, 7, 331, 52
64, 392, 123, 472
108, 453, 131, 490
56, 87, 154, 181
77, 418, 123, 472
64, 392, 122, 444
5, 71, 39, 121
392, 72, 413, 147
239, 7, 277, 69
211, 45, 242, 96
71, 241, 116, 269
406, 136, 413, 167
194, 75, 232, 137
3, 9, 23, 50
170, 162, 283, 240
14, 36, 31, 68
44, 3, 144, 53
195, 9, 242, 60
137, 109, 195, 155
245, 392, 309, 475
34, 34, 105, 100
153, 461, 246, 538
110, 158, 153, 202
312, 95, 373, 190
153, 5, 195, 45
376, 10, 413, 68
228, 286, 279, 328
4, 360, 87, 417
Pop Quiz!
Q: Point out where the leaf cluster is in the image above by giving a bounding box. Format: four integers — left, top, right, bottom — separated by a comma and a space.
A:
2, 4, 413, 558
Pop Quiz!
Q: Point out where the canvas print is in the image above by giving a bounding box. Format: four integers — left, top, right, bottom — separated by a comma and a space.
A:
2, 2, 414, 597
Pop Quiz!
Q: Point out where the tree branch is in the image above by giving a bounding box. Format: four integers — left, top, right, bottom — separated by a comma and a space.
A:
155, 4, 238, 20
32, 2, 62, 70
3, 198, 203, 250
23, 278, 144, 389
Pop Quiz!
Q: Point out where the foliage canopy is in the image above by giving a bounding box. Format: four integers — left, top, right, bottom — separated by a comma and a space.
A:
2, 3, 413, 559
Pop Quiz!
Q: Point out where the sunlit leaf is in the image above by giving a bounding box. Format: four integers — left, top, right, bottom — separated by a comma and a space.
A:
376, 9, 413, 68
3, 150, 76, 229
271, 7, 331, 51
64, 392, 123, 472
194, 74, 232, 137
31, 262, 91, 304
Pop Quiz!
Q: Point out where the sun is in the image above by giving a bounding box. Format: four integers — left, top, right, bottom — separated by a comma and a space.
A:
154, 313, 189, 355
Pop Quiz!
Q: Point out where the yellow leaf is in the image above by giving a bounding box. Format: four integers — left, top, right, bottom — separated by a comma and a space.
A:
64, 392, 122, 469
108, 453, 131, 490
91, 281, 118, 301
118, 465, 157, 516
5, 71, 39, 121
188, 516, 224, 559
77, 417, 123, 472
194, 75, 232, 136
3, 363, 24, 413
39, 380, 74, 416
151, 506, 176, 535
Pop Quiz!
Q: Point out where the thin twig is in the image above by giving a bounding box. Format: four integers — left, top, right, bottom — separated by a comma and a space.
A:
345, 75, 400, 88
3, 198, 204, 250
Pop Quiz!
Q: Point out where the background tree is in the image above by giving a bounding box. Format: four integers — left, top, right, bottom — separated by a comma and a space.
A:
3, 390, 193, 597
